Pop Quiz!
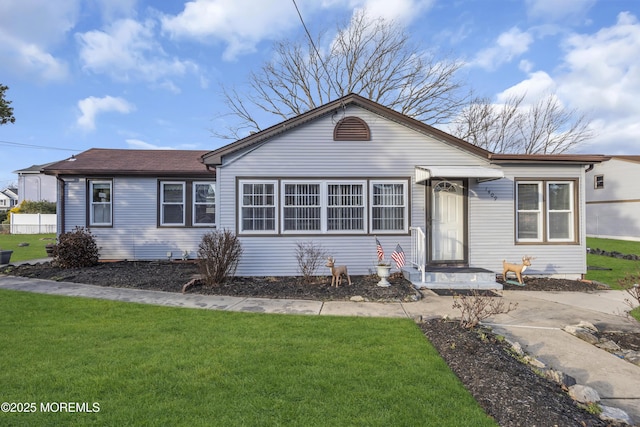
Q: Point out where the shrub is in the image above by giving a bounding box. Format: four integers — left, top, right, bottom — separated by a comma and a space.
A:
10, 200, 56, 214
618, 272, 640, 311
295, 241, 328, 283
452, 290, 518, 329
197, 230, 243, 286
53, 227, 99, 268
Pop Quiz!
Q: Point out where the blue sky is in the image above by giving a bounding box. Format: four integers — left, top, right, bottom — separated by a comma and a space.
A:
1, 0, 639, 188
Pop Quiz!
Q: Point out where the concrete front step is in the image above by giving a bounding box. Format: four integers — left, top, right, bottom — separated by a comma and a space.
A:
403, 267, 502, 290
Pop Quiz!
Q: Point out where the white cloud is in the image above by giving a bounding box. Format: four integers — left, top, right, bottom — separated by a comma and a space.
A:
555, 12, 640, 153
497, 71, 557, 105
0, 0, 77, 81
471, 27, 534, 70
348, 0, 434, 25
77, 95, 135, 131
525, 0, 595, 23
77, 18, 199, 86
125, 139, 175, 150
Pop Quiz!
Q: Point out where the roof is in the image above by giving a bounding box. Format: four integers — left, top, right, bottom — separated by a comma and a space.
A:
610, 155, 640, 164
13, 161, 61, 174
202, 93, 608, 166
43, 148, 214, 177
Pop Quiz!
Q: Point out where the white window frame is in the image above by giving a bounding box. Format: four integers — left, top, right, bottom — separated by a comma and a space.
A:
370, 180, 408, 233
239, 180, 278, 234
89, 180, 112, 226
546, 181, 575, 242
193, 181, 216, 226
281, 181, 322, 233
594, 175, 604, 189
515, 181, 543, 242
160, 181, 186, 226
326, 181, 367, 234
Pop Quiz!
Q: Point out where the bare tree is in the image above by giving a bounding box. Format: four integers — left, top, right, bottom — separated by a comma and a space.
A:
450, 93, 594, 154
215, 10, 469, 140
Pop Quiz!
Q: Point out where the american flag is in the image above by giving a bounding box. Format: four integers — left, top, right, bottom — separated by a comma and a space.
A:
391, 244, 405, 268
376, 238, 384, 261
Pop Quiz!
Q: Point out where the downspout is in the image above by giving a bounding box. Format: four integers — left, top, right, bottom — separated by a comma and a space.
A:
56, 176, 65, 235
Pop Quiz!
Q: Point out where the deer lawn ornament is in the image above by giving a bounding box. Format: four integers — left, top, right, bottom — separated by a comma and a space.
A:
325, 257, 352, 287
502, 256, 534, 285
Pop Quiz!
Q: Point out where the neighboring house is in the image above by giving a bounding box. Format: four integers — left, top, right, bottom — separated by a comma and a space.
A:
0, 187, 18, 212
44, 94, 606, 287
585, 155, 640, 241
13, 162, 59, 204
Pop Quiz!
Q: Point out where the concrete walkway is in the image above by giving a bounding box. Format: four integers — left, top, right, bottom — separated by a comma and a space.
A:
1, 275, 639, 423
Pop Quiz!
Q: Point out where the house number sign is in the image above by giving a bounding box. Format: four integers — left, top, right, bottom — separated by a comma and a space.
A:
484, 186, 498, 201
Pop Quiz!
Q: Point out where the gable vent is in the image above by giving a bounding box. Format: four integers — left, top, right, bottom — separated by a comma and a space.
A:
333, 116, 371, 141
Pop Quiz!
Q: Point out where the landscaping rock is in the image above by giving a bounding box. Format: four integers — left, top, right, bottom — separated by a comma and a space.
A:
568, 384, 600, 403
596, 339, 621, 352
523, 355, 546, 369
624, 351, 640, 367
349, 295, 365, 302
563, 325, 600, 344
577, 321, 598, 332
543, 368, 577, 388
510, 341, 524, 357
599, 405, 632, 425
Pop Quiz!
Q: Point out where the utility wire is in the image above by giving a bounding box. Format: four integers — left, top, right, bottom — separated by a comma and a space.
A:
291, 0, 342, 100
0, 140, 80, 152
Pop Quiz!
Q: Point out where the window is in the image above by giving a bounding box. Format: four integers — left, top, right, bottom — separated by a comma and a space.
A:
161, 182, 185, 226
547, 182, 574, 241
193, 182, 215, 226
516, 182, 542, 241
371, 182, 406, 232
327, 183, 365, 231
240, 179, 407, 235
241, 182, 276, 232
515, 180, 576, 243
89, 180, 112, 226
594, 175, 604, 189
283, 183, 321, 231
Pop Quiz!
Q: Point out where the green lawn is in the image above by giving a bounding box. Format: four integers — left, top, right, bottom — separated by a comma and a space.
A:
0, 290, 496, 426
0, 233, 55, 262
586, 237, 640, 290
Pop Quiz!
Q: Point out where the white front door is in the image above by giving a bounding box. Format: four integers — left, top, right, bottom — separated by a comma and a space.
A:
431, 180, 465, 262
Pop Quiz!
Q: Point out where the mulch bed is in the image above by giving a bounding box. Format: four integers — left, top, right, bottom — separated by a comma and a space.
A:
1, 260, 637, 426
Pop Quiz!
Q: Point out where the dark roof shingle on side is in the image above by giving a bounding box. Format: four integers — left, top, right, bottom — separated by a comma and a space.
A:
43, 148, 214, 177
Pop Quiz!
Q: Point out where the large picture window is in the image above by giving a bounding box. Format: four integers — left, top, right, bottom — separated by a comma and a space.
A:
515, 180, 576, 243
239, 178, 408, 235
89, 180, 112, 226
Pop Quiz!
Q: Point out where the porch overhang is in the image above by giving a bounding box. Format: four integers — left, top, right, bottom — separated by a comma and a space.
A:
415, 166, 504, 183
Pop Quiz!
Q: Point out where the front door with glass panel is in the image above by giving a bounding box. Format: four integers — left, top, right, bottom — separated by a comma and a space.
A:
430, 179, 465, 263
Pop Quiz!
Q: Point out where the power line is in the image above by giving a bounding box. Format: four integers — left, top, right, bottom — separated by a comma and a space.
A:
0, 140, 80, 152
291, 0, 342, 99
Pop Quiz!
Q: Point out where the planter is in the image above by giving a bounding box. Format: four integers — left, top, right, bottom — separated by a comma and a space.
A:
376, 264, 392, 287
0, 250, 13, 264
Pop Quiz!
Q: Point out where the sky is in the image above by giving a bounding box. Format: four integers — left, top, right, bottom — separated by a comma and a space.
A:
1, 0, 639, 188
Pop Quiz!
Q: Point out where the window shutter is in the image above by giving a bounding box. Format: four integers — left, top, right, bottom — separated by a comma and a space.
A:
333, 116, 371, 141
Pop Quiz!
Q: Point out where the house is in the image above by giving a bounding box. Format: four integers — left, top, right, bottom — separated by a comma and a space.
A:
585, 155, 640, 241
0, 187, 18, 212
44, 94, 606, 288
13, 162, 59, 204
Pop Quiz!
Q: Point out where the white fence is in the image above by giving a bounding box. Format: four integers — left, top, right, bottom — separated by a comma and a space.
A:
10, 213, 57, 234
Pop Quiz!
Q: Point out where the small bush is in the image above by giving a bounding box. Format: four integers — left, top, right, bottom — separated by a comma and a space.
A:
618, 272, 640, 311
53, 227, 99, 268
452, 290, 518, 329
198, 230, 243, 286
295, 241, 327, 283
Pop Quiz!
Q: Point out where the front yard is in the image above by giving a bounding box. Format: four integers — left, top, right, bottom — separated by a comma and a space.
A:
0, 289, 495, 426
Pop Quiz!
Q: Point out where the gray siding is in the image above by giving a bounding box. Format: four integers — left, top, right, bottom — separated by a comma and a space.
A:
61, 177, 212, 260
469, 164, 587, 278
